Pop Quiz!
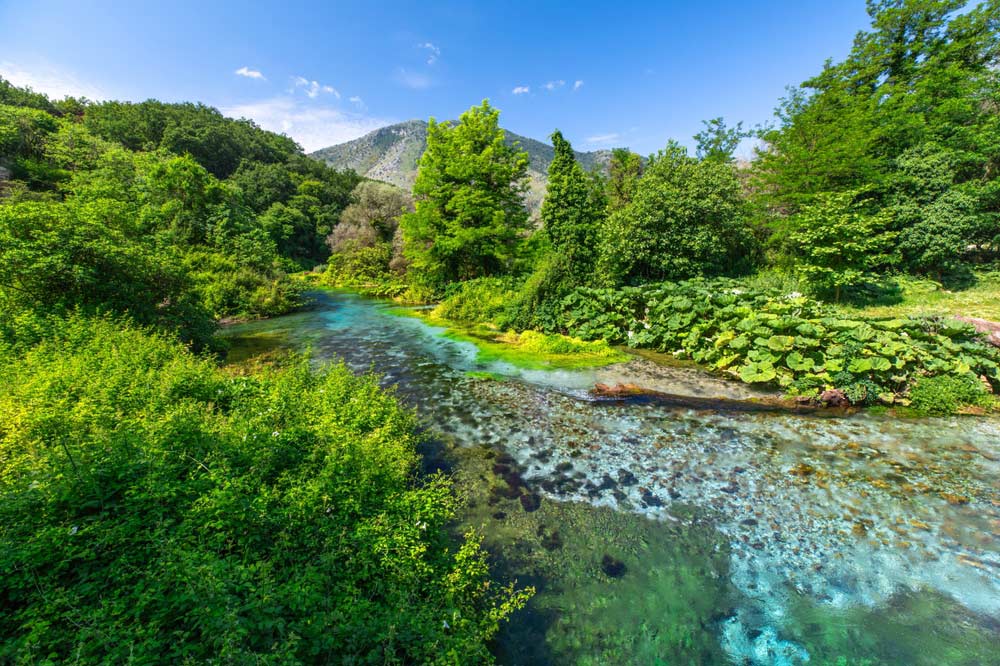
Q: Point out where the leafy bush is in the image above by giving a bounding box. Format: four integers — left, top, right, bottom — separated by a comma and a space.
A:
433, 277, 520, 325
557, 278, 1000, 407
908, 374, 994, 415
0, 317, 529, 664
598, 143, 757, 286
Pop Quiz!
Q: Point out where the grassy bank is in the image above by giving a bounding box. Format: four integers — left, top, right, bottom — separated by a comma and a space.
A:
390, 306, 629, 370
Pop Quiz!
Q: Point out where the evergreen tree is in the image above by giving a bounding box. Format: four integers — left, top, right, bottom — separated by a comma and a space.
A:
540, 130, 605, 279
753, 0, 1000, 273
400, 100, 529, 296
694, 117, 747, 162
606, 147, 643, 212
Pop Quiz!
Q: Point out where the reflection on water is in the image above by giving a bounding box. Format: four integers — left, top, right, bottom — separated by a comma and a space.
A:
224, 291, 1000, 666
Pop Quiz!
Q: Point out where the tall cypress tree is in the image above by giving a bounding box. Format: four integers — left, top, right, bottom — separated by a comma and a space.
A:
540, 130, 605, 280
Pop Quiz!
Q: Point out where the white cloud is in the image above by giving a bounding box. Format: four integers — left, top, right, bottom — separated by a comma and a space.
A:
512, 85, 530, 95
0, 60, 105, 100
543, 80, 565, 91
573, 80, 584, 91
293, 76, 340, 99
349, 95, 366, 111
585, 133, 620, 145
395, 68, 431, 90
221, 97, 390, 152
235, 66, 265, 80
417, 42, 441, 65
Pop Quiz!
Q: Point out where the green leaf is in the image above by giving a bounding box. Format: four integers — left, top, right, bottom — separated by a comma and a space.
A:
785, 352, 815, 372
739, 361, 777, 384
766, 335, 795, 352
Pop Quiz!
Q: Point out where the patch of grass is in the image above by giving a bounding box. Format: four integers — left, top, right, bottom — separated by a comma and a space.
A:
845, 271, 1000, 322
908, 374, 995, 415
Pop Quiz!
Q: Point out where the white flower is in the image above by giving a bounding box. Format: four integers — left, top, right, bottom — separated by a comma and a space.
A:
785, 291, 803, 299
272, 431, 280, 437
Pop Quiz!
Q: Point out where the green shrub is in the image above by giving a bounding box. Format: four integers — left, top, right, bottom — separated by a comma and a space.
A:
909, 374, 993, 415
0, 317, 529, 664
556, 278, 1000, 407
434, 277, 520, 324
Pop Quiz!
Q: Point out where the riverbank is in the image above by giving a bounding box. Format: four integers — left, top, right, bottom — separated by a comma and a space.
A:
427, 277, 1000, 415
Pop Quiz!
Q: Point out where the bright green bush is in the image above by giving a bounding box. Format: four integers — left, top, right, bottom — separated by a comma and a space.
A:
908, 374, 994, 415
0, 317, 529, 664
557, 278, 1000, 407
433, 277, 520, 324
323, 243, 408, 298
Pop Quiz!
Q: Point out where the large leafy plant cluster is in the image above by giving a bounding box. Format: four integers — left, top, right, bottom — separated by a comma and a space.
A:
0, 317, 528, 664
558, 278, 1000, 405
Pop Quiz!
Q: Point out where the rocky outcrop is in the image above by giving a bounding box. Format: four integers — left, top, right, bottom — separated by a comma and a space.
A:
819, 389, 850, 407
956, 316, 1000, 348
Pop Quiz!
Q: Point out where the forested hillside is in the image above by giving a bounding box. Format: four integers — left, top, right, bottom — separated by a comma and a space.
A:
309, 119, 612, 214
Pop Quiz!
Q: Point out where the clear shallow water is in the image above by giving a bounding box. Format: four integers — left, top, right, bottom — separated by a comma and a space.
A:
225, 291, 1000, 665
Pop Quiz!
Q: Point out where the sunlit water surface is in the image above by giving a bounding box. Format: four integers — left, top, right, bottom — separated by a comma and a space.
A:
225, 291, 1000, 666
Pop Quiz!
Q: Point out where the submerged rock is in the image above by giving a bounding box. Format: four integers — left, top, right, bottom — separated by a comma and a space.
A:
520, 492, 542, 512
600, 554, 627, 578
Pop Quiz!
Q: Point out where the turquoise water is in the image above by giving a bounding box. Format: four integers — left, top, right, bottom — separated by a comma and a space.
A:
224, 291, 1000, 665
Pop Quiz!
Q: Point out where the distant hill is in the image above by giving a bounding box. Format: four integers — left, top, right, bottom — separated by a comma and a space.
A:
310, 120, 612, 214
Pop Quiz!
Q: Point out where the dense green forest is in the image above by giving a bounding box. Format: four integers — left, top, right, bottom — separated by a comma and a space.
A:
0, 0, 998, 662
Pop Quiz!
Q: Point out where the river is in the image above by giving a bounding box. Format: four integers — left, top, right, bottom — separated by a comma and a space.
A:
223, 290, 1000, 666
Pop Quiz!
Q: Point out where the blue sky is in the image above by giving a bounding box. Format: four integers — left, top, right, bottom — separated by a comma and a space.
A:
0, 1, 872, 155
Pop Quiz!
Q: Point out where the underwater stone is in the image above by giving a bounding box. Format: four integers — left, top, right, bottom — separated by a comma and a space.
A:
600, 554, 627, 578
641, 489, 664, 507
532, 448, 553, 463
617, 469, 638, 485
496, 452, 516, 466
520, 493, 542, 512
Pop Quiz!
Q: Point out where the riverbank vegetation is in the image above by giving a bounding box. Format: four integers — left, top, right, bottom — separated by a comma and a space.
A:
322, 1, 1000, 413
0, 79, 529, 661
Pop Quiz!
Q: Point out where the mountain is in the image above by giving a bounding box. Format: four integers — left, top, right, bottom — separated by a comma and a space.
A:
309, 120, 612, 214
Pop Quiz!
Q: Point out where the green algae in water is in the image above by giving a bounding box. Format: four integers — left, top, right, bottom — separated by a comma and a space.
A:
466, 370, 508, 381
780, 590, 1000, 666
452, 444, 737, 665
